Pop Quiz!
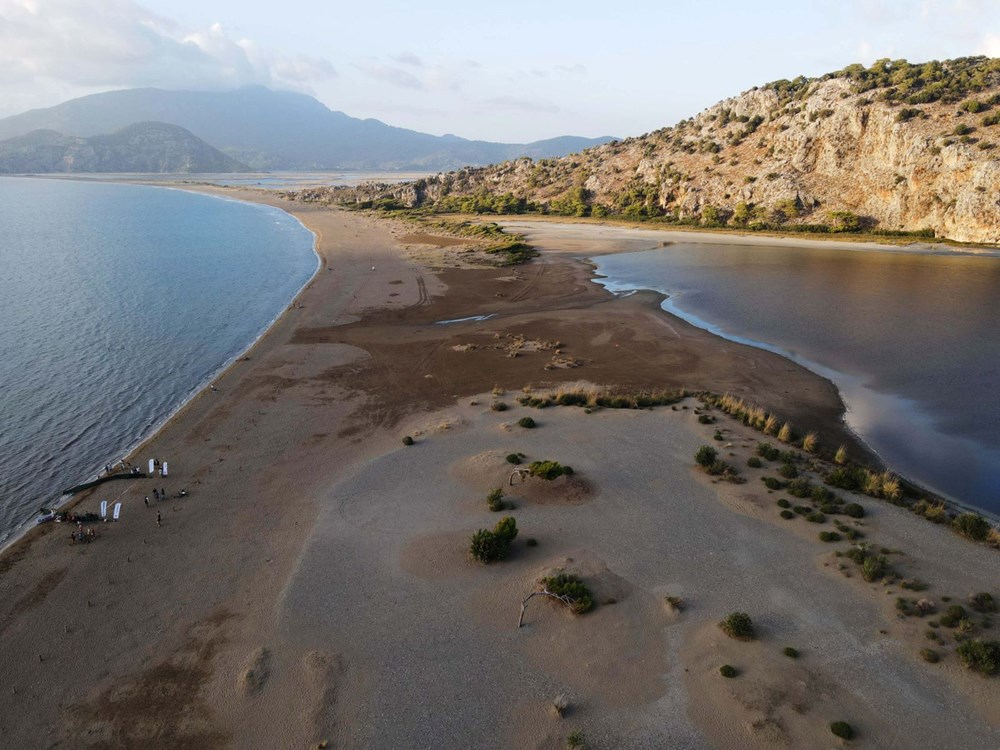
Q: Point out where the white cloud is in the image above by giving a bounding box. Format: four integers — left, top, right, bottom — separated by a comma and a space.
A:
0, 0, 335, 108
980, 33, 1000, 57
355, 61, 424, 90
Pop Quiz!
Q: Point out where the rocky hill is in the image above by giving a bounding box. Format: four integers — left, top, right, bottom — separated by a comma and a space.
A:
0, 122, 250, 173
0, 86, 614, 171
314, 57, 1000, 244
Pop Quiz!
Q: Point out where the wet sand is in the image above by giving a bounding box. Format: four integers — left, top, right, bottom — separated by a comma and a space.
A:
0, 191, 996, 748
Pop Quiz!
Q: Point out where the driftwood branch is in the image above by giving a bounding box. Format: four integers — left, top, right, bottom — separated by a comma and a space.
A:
517, 588, 577, 628
509, 468, 530, 486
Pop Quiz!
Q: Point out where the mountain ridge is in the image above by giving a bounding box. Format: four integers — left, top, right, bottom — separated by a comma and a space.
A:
0, 86, 615, 171
0, 121, 250, 174
315, 57, 1000, 245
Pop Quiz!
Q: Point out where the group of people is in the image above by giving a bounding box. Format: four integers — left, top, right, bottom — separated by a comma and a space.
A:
69, 525, 97, 544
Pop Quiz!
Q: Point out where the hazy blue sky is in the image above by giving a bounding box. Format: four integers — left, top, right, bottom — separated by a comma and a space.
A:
2, 1, 998, 141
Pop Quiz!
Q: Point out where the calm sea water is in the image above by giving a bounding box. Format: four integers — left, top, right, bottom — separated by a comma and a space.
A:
0, 177, 316, 542
587, 237, 1000, 514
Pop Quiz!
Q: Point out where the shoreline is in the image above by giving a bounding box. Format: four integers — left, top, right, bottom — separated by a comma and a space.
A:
0, 185, 322, 553
1, 186, 997, 748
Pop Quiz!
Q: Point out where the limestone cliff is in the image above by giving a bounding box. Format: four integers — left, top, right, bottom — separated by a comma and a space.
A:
309, 58, 1000, 245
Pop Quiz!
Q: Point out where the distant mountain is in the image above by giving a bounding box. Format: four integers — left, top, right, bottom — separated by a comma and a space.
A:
0, 87, 615, 171
0, 122, 250, 174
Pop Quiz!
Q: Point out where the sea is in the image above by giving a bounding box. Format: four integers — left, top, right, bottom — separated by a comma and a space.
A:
0, 177, 317, 544
586, 233, 1000, 515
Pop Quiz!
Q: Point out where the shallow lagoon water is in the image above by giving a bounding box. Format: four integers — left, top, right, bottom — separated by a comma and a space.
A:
0, 178, 316, 541
592, 239, 1000, 514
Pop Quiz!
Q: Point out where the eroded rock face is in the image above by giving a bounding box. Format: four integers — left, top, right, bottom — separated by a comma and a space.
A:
302, 73, 1000, 244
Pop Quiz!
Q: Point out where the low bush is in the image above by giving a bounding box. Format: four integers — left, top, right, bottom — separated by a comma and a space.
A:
940, 604, 967, 628
956, 639, 1000, 675
695, 445, 718, 467
843, 502, 865, 519
970, 592, 997, 613
819, 531, 842, 542
783, 646, 799, 658
757, 442, 780, 461
830, 721, 854, 740
762, 476, 784, 490
491, 401, 508, 412
542, 573, 594, 614
806, 512, 827, 524
517, 416, 537, 429
698, 414, 714, 424
529, 460, 569, 480
747, 456, 763, 469
786, 478, 813, 498
401, 435, 414, 446
779, 463, 799, 479
720, 612, 755, 640
953, 512, 991, 541
566, 730, 586, 749
921, 647, 940, 663
487, 487, 505, 512
526, 537, 539, 547
780, 509, 795, 520
719, 664, 738, 678
777, 498, 791, 508
470, 516, 518, 563
506, 453, 522, 465
914, 499, 949, 523
862, 554, 888, 582
825, 466, 865, 492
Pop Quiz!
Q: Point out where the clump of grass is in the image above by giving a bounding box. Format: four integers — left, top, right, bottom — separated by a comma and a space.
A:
528, 460, 569, 480
843, 502, 865, 519
517, 416, 536, 429
698, 414, 714, 424
720, 612, 755, 640
921, 647, 940, 663
819, 531, 841, 542
914, 499, 949, 523
778, 463, 799, 479
491, 401, 508, 412
566, 730, 586, 749
764, 415, 779, 435
830, 721, 854, 740
940, 604, 967, 628
747, 456, 762, 469
834, 445, 848, 465
401, 435, 414, 446
806, 511, 827, 524
953, 512, 992, 541
802, 432, 818, 453
762, 476, 784, 490
757, 442, 780, 461
719, 664, 738, 678
506, 453, 522, 465
777, 423, 793, 443
780, 509, 795, 520
783, 646, 799, 658
486, 487, 505, 512
665, 595, 685, 612
777, 498, 791, 508
551, 693, 570, 718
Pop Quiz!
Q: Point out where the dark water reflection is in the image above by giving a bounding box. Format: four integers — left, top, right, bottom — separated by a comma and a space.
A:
588, 240, 1000, 513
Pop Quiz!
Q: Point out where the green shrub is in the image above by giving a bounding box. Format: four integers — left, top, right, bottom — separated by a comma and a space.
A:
921, 647, 940, 663
747, 456, 763, 468
862, 554, 887, 582
526, 537, 538, 547
843, 503, 865, 519
762, 476, 784, 490
830, 721, 854, 740
720, 612, 755, 640
780, 509, 795, 520
506, 453, 521, 465
517, 416, 536, 429
542, 573, 594, 614
491, 401, 508, 412
953, 512, 991, 541
956, 639, 1000, 675
695, 446, 718, 467
825, 466, 864, 491
786, 478, 813, 498
401, 435, 414, 446
698, 414, 714, 424
819, 531, 842, 542
719, 664, 738, 678
783, 646, 799, 658
779, 463, 799, 479
757, 442, 780, 461
566, 730, 586, 749
954, 123, 975, 136
528, 460, 568, 480
487, 487, 505, 512
970, 592, 997, 613
777, 498, 791, 508
806, 512, 827, 524
941, 604, 967, 628
470, 516, 518, 563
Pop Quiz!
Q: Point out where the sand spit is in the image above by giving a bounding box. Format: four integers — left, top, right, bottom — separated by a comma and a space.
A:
0, 191, 996, 749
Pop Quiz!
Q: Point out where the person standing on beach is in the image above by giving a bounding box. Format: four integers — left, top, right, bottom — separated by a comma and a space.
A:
156, 511, 161, 527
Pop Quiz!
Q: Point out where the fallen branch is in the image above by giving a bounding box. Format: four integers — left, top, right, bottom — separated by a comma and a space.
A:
517, 588, 578, 628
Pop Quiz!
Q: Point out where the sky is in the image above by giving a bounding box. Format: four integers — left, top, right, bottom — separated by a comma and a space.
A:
2, 0, 999, 142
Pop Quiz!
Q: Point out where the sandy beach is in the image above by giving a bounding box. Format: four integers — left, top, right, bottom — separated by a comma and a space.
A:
0, 190, 997, 749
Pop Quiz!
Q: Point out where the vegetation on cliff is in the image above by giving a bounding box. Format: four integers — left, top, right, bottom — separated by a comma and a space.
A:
300, 57, 1000, 245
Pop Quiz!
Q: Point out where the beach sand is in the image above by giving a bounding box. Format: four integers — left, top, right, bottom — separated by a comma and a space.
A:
0, 191, 996, 748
